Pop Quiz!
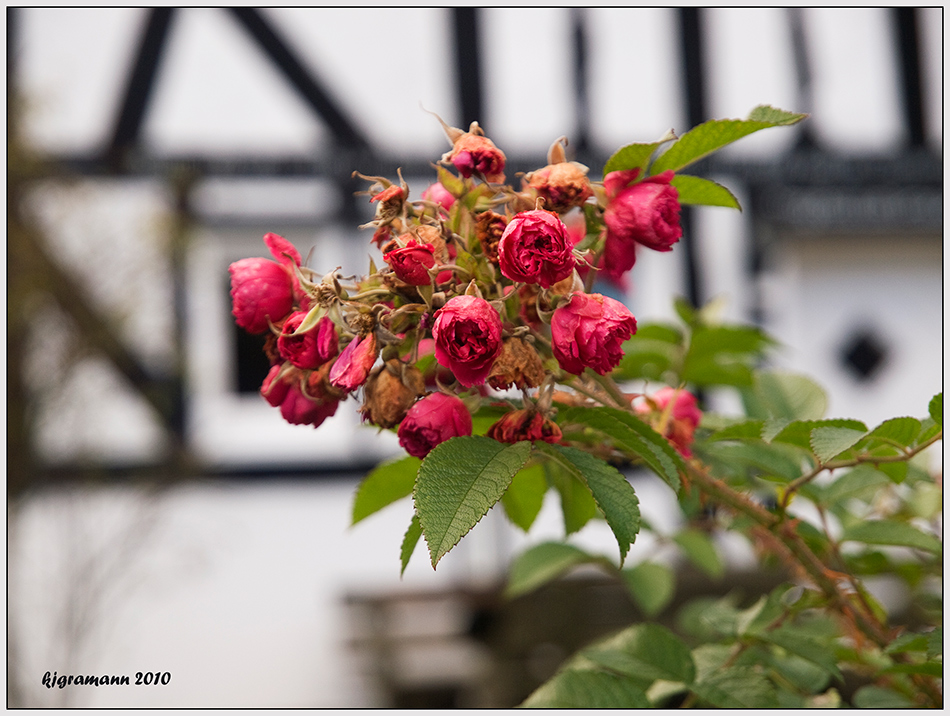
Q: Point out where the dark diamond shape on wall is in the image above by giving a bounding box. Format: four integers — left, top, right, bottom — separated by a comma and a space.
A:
840, 330, 888, 381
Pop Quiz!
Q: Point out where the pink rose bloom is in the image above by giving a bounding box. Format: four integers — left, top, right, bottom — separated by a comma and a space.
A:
229, 233, 308, 333
636, 387, 702, 457
260, 364, 339, 428
604, 168, 682, 256
551, 292, 637, 375
398, 392, 472, 458
422, 182, 456, 211
450, 134, 506, 183
329, 333, 379, 391
498, 209, 575, 288
384, 238, 437, 286
432, 295, 503, 388
277, 312, 338, 370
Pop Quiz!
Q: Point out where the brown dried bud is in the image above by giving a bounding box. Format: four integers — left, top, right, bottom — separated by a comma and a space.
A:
348, 311, 377, 336
488, 336, 546, 391
263, 331, 282, 365
487, 409, 562, 444
414, 224, 449, 263
475, 211, 508, 264
524, 161, 593, 213
361, 359, 426, 429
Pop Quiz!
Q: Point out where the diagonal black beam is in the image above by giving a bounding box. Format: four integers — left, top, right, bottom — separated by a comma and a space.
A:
893, 7, 926, 147
228, 7, 371, 150
107, 8, 175, 163
452, 7, 484, 128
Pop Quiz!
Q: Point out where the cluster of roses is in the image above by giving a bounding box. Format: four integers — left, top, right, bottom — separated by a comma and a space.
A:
229, 118, 700, 460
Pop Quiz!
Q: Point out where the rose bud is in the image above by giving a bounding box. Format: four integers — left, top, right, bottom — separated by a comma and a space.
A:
229, 232, 306, 334
487, 336, 546, 391
384, 237, 437, 286
422, 182, 457, 211
397, 392, 473, 458
604, 168, 682, 253
442, 121, 506, 184
277, 312, 339, 370
330, 333, 379, 392
487, 409, 563, 445
475, 210, 507, 264
260, 364, 339, 428
361, 359, 426, 429
432, 295, 504, 388
369, 183, 406, 224
636, 387, 702, 457
551, 292, 637, 375
497, 209, 576, 288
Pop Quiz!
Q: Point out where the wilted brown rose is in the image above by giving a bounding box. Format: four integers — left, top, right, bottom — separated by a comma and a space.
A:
475, 211, 507, 264
488, 336, 546, 391
361, 359, 425, 428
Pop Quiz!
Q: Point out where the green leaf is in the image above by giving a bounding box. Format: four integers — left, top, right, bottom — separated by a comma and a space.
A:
521, 669, 651, 708
585, 624, 696, 686
751, 371, 828, 421
885, 632, 929, 654
505, 542, 596, 599
867, 417, 921, 448
929, 392, 942, 426
674, 529, 723, 579
842, 520, 941, 555
415, 437, 532, 568
927, 627, 942, 659
536, 443, 640, 565
759, 627, 843, 681
708, 419, 765, 442
852, 685, 916, 708
669, 174, 741, 210
768, 419, 868, 449
558, 406, 683, 492
622, 562, 675, 617
352, 455, 421, 525
810, 426, 867, 463
633, 323, 683, 343
545, 458, 598, 534
822, 464, 891, 505
500, 462, 548, 532
603, 139, 670, 177
613, 339, 677, 381
400, 514, 422, 576
703, 441, 804, 481
881, 661, 943, 677
691, 666, 779, 708
436, 163, 466, 197
651, 105, 807, 175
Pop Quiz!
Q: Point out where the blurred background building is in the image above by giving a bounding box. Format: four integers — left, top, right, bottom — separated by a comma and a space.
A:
7, 8, 942, 707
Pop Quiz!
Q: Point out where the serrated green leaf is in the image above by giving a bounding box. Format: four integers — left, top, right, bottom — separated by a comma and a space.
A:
585, 623, 696, 685
352, 455, 421, 525
603, 140, 669, 177
536, 443, 640, 565
505, 542, 595, 599
415, 437, 532, 568
674, 529, 723, 579
691, 666, 779, 708
811, 426, 867, 463
651, 106, 806, 175
917, 418, 942, 445
885, 632, 929, 654
520, 668, 651, 708
708, 419, 765, 442
822, 464, 891, 505
852, 685, 916, 708
929, 392, 942, 426
842, 520, 941, 555
927, 627, 942, 659
876, 459, 908, 484
544, 458, 598, 534
400, 514, 422, 576
760, 627, 842, 681
670, 174, 741, 210
501, 462, 548, 532
768, 419, 868, 449
558, 406, 683, 492
753, 371, 828, 421
867, 417, 922, 447
622, 562, 675, 617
